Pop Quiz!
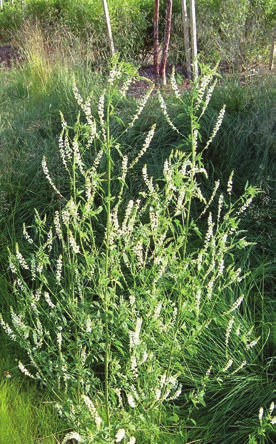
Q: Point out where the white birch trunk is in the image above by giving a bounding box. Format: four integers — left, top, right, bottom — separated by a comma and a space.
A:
190, 0, 198, 79
269, 23, 276, 71
102, 0, 115, 57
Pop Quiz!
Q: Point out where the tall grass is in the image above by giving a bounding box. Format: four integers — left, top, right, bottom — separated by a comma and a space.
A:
0, 58, 275, 443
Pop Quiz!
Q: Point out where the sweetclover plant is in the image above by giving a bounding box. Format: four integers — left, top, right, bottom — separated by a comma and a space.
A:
0, 61, 262, 443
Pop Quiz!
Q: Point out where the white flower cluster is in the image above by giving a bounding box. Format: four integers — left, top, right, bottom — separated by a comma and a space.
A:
98, 93, 106, 141
81, 395, 102, 429
133, 241, 144, 268
58, 127, 72, 170
195, 74, 213, 111
129, 318, 142, 348
207, 277, 215, 299
154, 257, 168, 284
120, 76, 133, 97
72, 82, 84, 107
23, 223, 33, 244
57, 331, 62, 350
42, 228, 53, 252
170, 67, 181, 100
44, 292, 55, 309
115, 429, 125, 443
198, 79, 217, 119
128, 86, 154, 128
130, 354, 137, 373
85, 149, 104, 200
204, 213, 214, 250
121, 200, 134, 233
127, 393, 136, 408
42, 156, 63, 198
68, 230, 80, 254
72, 138, 85, 175
227, 170, 234, 194
222, 359, 233, 372
86, 316, 92, 333
142, 164, 157, 196
108, 66, 122, 85
16, 244, 29, 270
237, 196, 253, 215
56, 255, 62, 284
195, 289, 201, 318
224, 295, 244, 315
217, 257, 224, 275
230, 360, 246, 375
0, 314, 16, 340
115, 387, 123, 407
54, 211, 63, 240
11, 310, 29, 338
129, 124, 156, 169
9, 258, 17, 274
72, 85, 98, 144
110, 199, 141, 246
67, 199, 79, 221
129, 294, 136, 306
155, 373, 182, 402
121, 155, 128, 183
225, 317, 235, 345
246, 337, 260, 350
158, 92, 180, 133
163, 159, 178, 203
18, 361, 35, 379
153, 302, 162, 320
217, 193, 224, 225
29, 256, 35, 281
204, 105, 226, 151
201, 180, 220, 217
62, 431, 83, 444
223, 267, 242, 288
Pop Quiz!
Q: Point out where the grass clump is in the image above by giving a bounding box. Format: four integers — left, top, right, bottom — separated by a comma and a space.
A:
0, 357, 66, 443
1, 61, 275, 443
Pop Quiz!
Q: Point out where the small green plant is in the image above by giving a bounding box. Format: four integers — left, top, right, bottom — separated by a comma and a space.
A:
248, 402, 276, 444
0, 61, 267, 443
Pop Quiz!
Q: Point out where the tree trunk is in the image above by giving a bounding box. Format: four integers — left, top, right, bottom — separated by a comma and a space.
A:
102, 0, 115, 57
190, 0, 198, 79
154, 0, 160, 82
159, 0, 173, 85
269, 23, 276, 71
181, 0, 191, 79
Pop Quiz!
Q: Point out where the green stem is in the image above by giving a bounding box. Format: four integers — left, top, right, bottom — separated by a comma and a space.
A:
104, 95, 112, 431
183, 112, 197, 259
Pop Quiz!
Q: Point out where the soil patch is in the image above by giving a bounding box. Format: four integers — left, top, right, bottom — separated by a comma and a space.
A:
0, 44, 22, 69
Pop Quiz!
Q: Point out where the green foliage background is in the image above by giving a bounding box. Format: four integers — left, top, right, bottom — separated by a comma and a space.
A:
0, 0, 275, 68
